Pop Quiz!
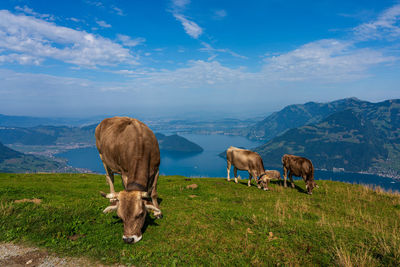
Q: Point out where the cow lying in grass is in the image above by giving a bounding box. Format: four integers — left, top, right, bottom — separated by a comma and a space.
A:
282, 154, 317, 194
226, 146, 269, 190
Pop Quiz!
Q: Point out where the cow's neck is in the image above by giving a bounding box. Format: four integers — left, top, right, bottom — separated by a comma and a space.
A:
126, 181, 147, 192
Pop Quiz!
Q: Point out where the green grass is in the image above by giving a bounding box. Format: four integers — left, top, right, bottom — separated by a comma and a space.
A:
1, 173, 400, 266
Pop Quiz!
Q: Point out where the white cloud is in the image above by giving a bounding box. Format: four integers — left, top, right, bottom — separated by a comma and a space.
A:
116, 34, 145, 47
96, 20, 111, 28
173, 13, 203, 39
262, 39, 396, 82
112, 6, 125, 16
85, 1, 104, 8
15, 5, 55, 21
0, 10, 137, 67
172, 0, 190, 9
170, 0, 202, 39
353, 4, 400, 41
0, 53, 43, 65
213, 9, 227, 19
69, 17, 83, 23
199, 42, 247, 60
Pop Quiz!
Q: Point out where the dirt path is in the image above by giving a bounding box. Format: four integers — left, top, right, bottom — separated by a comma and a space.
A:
0, 243, 124, 267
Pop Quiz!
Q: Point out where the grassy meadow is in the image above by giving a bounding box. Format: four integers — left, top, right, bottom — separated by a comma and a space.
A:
0, 173, 400, 266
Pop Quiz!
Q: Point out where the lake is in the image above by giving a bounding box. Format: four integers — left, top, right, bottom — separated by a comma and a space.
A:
56, 133, 400, 192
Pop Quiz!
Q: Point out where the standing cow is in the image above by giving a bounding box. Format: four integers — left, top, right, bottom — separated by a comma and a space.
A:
95, 117, 162, 243
226, 146, 268, 189
282, 154, 317, 194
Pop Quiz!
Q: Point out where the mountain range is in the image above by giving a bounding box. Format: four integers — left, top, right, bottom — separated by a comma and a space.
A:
247, 97, 373, 141
0, 141, 67, 173
253, 98, 400, 177
1, 98, 399, 177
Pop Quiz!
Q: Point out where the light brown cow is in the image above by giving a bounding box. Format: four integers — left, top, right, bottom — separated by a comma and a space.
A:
259, 170, 281, 190
282, 154, 317, 194
226, 146, 268, 189
95, 117, 162, 243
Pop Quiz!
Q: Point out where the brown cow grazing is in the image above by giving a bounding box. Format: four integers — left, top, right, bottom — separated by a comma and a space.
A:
259, 170, 281, 190
265, 170, 281, 180
95, 117, 162, 243
226, 146, 268, 189
282, 154, 317, 194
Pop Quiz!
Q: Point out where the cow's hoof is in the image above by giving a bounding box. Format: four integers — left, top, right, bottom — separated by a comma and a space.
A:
155, 213, 163, 219
263, 188, 269, 191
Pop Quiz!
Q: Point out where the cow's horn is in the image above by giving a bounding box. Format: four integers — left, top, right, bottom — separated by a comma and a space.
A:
144, 203, 161, 213
141, 191, 149, 198
103, 204, 118, 213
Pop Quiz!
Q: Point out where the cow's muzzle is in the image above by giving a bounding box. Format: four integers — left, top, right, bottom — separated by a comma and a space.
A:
123, 235, 142, 243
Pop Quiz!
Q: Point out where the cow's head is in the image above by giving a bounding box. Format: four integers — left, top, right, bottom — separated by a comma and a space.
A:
100, 190, 161, 243
305, 180, 317, 195
258, 173, 270, 191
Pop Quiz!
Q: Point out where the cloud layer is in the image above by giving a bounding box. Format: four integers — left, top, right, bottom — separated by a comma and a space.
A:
0, 10, 136, 67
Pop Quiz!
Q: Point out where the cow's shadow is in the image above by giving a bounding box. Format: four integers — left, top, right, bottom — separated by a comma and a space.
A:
232, 178, 308, 194
278, 180, 308, 194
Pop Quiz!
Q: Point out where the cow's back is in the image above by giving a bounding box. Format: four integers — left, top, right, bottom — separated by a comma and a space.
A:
227, 146, 264, 174
95, 117, 160, 183
265, 170, 281, 179
282, 154, 313, 177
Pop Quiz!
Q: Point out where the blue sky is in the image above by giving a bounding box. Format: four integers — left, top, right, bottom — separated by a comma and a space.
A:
0, 0, 399, 118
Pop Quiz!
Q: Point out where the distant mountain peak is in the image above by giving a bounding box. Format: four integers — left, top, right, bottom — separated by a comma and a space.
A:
254, 98, 400, 177
247, 97, 378, 141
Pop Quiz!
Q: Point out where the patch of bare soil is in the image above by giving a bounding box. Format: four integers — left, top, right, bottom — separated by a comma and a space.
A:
0, 243, 125, 267
14, 199, 42, 204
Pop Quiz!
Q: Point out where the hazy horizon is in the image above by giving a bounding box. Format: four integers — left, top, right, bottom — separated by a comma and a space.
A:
1, 1, 399, 117
1, 96, 398, 121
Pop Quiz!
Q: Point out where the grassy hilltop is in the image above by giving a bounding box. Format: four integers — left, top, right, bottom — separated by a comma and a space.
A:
0, 173, 400, 266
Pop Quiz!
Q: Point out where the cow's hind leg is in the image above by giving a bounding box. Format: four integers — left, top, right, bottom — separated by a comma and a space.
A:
289, 172, 295, 188
227, 160, 231, 182
234, 167, 238, 184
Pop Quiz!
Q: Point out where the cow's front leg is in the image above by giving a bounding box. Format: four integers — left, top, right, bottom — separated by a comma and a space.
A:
234, 167, 238, 184
227, 161, 231, 182
283, 167, 288, 188
248, 172, 253, 187
102, 162, 117, 197
151, 170, 162, 219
